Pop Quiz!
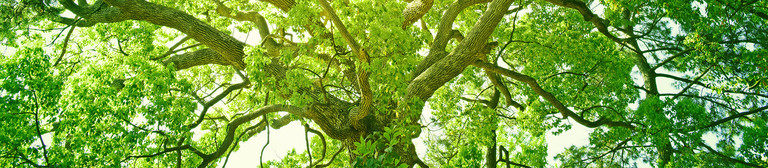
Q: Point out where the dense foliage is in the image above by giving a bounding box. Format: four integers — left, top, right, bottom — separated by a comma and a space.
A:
1, 0, 766, 167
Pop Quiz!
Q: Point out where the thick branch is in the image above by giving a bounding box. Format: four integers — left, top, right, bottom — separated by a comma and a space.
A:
317, 0, 373, 129
410, 0, 491, 81
407, 0, 514, 103
103, 0, 246, 69
162, 48, 230, 70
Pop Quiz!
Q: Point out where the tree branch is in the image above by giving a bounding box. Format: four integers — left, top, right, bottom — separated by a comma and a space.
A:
407, 0, 514, 104
317, 0, 373, 130
410, 0, 491, 81
700, 105, 768, 130
472, 61, 635, 129
656, 73, 768, 99
197, 105, 305, 168
699, 142, 762, 167
187, 80, 250, 129
102, 0, 247, 69
651, 48, 694, 70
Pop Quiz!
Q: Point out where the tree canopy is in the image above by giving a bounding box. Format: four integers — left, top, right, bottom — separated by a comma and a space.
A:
1, 0, 767, 167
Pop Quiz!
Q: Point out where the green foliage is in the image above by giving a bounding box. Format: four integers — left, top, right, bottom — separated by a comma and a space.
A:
1, 0, 766, 167
0, 47, 62, 166
351, 125, 410, 168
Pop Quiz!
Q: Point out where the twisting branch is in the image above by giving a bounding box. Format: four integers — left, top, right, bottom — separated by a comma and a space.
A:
305, 124, 328, 167
317, 0, 373, 130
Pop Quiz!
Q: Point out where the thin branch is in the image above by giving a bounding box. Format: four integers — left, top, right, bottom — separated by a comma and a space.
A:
700, 105, 768, 130
306, 124, 328, 167
304, 124, 313, 166
124, 145, 192, 161
53, 18, 79, 67
670, 65, 712, 101
120, 118, 168, 136
584, 137, 631, 163
473, 61, 635, 129
151, 36, 192, 60
31, 91, 50, 167
196, 105, 305, 168
656, 73, 768, 99
497, 145, 530, 168
494, 6, 522, 59
187, 80, 250, 129
222, 119, 266, 168
260, 116, 270, 168
699, 142, 762, 167
316, 145, 345, 168
14, 153, 46, 167
651, 48, 694, 70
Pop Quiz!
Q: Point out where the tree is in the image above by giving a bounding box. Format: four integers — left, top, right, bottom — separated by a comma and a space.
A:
1, 0, 766, 167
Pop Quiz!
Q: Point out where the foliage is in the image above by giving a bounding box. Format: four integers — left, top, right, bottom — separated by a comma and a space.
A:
1, 0, 766, 167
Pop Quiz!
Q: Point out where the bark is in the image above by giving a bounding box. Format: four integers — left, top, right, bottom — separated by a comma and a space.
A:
162, 48, 230, 70
97, 0, 248, 69
410, 0, 491, 81
407, 0, 514, 110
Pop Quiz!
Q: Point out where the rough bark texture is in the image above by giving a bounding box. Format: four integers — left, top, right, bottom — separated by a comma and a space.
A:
407, 0, 513, 112
162, 48, 229, 70
102, 0, 247, 69
402, 0, 433, 29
